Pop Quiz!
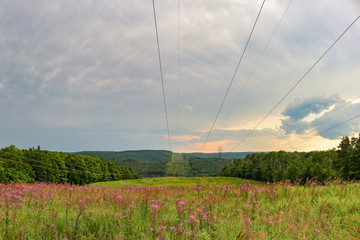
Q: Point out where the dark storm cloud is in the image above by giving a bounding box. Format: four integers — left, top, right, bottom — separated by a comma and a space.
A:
280, 96, 360, 140
282, 95, 342, 120
312, 102, 360, 139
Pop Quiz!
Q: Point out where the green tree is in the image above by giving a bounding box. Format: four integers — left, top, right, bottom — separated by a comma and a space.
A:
285, 164, 300, 182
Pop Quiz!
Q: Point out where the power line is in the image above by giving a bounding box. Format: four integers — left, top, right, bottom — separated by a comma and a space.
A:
317, 59, 360, 96
201, 0, 267, 152
287, 112, 360, 149
224, 0, 293, 122
293, 94, 360, 134
256, 94, 360, 151
152, 0, 172, 151
177, 0, 180, 136
231, 14, 360, 152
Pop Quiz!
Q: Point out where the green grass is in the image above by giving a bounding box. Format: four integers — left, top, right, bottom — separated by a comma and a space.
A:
1, 179, 359, 239
164, 153, 191, 176
165, 162, 192, 176
92, 176, 264, 187
171, 153, 184, 162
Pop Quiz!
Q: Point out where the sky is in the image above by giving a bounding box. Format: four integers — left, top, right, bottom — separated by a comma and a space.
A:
0, 0, 360, 153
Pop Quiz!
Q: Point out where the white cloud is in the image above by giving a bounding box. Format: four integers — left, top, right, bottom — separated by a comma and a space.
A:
179, 104, 193, 112
279, 95, 360, 140
172, 135, 201, 142
311, 102, 360, 139
0, 0, 359, 152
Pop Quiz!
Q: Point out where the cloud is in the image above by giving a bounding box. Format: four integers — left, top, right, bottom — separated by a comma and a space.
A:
0, 0, 359, 152
311, 102, 360, 139
280, 95, 343, 134
282, 95, 342, 120
280, 96, 360, 140
179, 104, 193, 112
208, 127, 280, 141
172, 135, 201, 142
280, 118, 309, 135
187, 139, 230, 153
350, 0, 360, 10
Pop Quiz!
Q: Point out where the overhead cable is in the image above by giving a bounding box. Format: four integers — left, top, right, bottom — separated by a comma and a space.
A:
231, 14, 360, 152
294, 94, 360, 134
152, 0, 172, 151
255, 94, 360, 151
287, 112, 360, 149
177, 0, 181, 135
201, 0, 267, 152
224, 0, 293, 122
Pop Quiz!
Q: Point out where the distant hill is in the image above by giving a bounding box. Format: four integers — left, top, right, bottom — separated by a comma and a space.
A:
74, 150, 254, 178
75, 150, 173, 162
182, 152, 255, 160
75, 150, 253, 162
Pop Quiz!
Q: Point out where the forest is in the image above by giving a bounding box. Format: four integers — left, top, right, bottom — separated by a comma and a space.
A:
75, 150, 173, 162
110, 157, 232, 177
219, 134, 360, 182
189, 157, 232, 176
1, 134, 359, 184
0, 145, 140, 185
76, 150, 251, 162
76, 150, 245, 177
111, 159, 169, 177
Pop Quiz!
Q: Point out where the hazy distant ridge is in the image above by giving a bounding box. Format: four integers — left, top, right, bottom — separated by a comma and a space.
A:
75, 150, 254, 161
75, 150, 172, 162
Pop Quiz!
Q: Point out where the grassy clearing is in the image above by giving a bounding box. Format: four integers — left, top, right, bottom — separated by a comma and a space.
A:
91, 177, 263, 187
0, 179, 359, 239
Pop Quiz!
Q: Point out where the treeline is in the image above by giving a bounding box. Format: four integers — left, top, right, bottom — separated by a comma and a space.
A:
182, 152, 252, 161
75, 150, 172, 162
219, 134, 360, 182
111, 157, 232, 177
189, 158, 233, 176
111, 159, 168, 177
0, 145, 140, 185
76, 150, 251, 162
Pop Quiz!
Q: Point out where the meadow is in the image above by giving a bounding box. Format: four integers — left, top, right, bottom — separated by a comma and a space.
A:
92, 177, 262, 188
0, 178, 359, 239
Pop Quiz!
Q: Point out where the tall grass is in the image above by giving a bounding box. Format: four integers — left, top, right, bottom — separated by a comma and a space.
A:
92, 177, 263, 188
0, 178, 359, 239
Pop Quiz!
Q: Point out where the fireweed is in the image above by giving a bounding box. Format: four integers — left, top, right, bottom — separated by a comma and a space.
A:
0, 179, 359, 239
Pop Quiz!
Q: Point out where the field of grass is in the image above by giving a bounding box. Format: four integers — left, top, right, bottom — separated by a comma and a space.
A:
92, 177, 263, 187
0, 178, 359, 239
